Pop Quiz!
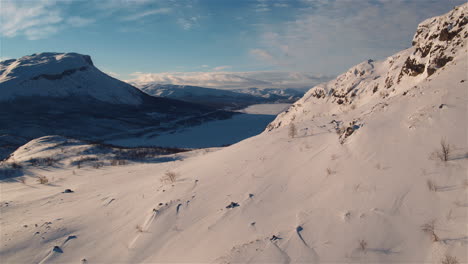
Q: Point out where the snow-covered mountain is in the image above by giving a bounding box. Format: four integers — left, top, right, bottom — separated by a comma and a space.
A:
0, 53, 234, 159
0, 4, 467, 264
233, 87, 308, 100
0, 52, 146, 105
132, 83, 305, 109
267, 3, 467, 131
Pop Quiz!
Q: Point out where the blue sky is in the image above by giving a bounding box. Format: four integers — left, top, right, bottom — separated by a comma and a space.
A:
1, 0, 465, 88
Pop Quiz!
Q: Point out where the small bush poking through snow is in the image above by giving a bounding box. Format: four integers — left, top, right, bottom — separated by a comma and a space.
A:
29, 157, 57, 167
72, 156, 99, 168
421, 220, 439, 242
441, 255, 459, 264
326, 168, 336, 176
18, 177, 26, 184
427, 179, 438, 192
92, 162, 104, 169
437, 138, 451, 162
37, 176, 49, 184
110, 159, 127, 166
11, 162, 22, 169
162, 171, 177, 184
288, 123, 297, 138
358, 239, 367, 251
136, 225, 143, 232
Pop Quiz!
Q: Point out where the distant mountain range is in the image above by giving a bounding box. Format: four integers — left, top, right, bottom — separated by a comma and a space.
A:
130, 83, 308, 110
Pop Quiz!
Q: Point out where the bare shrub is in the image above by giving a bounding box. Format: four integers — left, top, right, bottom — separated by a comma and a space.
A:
326, 168, 336, 176
18, 177, 26, 184
288, 123, 297, 138
437, 139, 451, 162
29, 157, 57, 167
11, 162, 22, 169
162, 171, 177, 183
358, 239, 367, 251
92, 162, 104, 169
335, 126, 345, 136
37, 175, 49, 184
136, 224, 143, 232
441, 255, 459, 264
72, 156, 98, 168
111, 159, 127, 166
427, 179, 438, 192
421, 220, 439, 242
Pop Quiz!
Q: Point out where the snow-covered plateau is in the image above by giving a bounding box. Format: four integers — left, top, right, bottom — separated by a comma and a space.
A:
0, 4, 467, 264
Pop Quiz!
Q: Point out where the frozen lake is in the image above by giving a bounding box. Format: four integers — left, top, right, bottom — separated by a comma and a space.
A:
107, 103, 291, 148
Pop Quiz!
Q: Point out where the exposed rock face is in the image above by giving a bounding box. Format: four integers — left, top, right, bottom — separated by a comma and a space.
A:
401, 4, 466, 79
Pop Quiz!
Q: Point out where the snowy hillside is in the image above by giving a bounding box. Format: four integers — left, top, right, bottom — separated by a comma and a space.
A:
132, 83, 304, 109
268, 3, 467, 131
0, 4, 467, 264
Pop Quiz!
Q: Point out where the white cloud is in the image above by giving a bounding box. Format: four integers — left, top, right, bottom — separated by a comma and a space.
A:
0, 0, 94, 40
177, 16, 199, 30
127, 71, 333, 89
0, 0, 61, 39
251, 0, 467, 74
250, 49, 275, 64
212, 65, 232, 71
67, 16, 95, 27
122, 8, 172, 21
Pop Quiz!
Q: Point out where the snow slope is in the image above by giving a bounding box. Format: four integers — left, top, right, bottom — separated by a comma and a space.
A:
1, 4, 467, 264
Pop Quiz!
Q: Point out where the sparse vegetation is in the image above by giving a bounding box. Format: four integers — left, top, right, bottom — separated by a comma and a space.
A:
18, 177, 26, 184
326, 168, 336, 176
441, 255, 459, 264
421, 220, 439, 242
358, 239, 367, 251
72, 156, 99, 168
379, 90, 388, 98
11, 162, 22, 169
427, 179, 438, 192
29, 157, 57, 167
437, 138, 451, 162
162, 171, 177, 184
92, 162, 104, 169
136, 224, 143, 232
37, 175, 49, 184
110, 159, 127, 166
288, 123, 297, 138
